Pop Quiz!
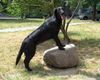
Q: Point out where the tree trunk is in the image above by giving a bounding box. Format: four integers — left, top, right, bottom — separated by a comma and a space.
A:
61, 19, 70, 43
92, 3, 96, 21
21, 12, 26, 19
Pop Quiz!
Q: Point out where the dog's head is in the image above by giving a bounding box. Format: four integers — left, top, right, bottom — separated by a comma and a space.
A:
54, 7, 72, 20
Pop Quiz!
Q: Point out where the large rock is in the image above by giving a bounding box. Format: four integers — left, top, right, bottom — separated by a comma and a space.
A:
43, 44, 79, 68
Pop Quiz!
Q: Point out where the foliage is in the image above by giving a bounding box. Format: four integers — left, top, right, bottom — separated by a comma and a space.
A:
1, 0, 100, 19
85, 0, 100, 20
14, 0, 63, 18
7, 2, 21, 16
0, 0, 11, 13
68, 0, 79, 10
0, 4, 3, 12
97, 5, 100, 10
1, 0, 64, 18
68, 0, 100, 9
68, 0, 100, 20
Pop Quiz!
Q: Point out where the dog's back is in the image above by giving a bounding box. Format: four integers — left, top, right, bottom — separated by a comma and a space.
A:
24, 16, 61, 44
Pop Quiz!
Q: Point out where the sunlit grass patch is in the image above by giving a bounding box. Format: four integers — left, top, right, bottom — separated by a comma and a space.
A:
0, 19, 95, 29
0, 19, 44, 29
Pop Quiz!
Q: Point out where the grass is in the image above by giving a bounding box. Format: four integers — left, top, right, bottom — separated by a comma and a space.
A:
0, 18, 43, 29
0, 18, 92, 29
0, 19, 100, 80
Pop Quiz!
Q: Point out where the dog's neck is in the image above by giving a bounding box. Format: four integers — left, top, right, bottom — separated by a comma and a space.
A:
53, 14, 62, 24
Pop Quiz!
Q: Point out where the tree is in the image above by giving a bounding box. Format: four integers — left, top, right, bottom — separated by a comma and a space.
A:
10, 0, 42, 18
68, 0, 100, 21
41, 0, 64, 17
9, 0, 64, 18
1, 0, 68, 18
7, 1, 21, 16
62, 0, 80, 42
79, 0, 100, 21
0, 0, 13, 13
92, 0, 98, 21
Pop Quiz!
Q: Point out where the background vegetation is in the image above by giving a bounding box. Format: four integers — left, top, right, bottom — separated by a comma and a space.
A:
0, 0, 100, 20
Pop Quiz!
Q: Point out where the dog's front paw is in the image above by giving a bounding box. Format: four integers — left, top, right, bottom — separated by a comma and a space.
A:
59, 47, 65, 50
61, 44, 65, 47
67, 39, 71, 44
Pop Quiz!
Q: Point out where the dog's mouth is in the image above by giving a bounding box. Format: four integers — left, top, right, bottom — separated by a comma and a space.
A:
60, 12, 72, 20
61, 15, 66, 20
61, 15, 71, 20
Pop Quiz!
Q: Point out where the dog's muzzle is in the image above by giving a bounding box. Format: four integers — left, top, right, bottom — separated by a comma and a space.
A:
61, 14, 66, 20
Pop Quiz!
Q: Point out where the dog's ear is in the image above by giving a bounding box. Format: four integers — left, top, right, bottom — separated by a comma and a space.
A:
54, 8, 58, 16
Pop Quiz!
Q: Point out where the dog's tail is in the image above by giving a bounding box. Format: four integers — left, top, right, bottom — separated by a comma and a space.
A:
16, 42, 25, 65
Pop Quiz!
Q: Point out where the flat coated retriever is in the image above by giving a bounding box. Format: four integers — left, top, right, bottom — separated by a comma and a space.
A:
16, 7, 71, 71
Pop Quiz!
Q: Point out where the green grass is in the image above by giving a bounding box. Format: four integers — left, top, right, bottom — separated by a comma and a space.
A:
0, 19, 100, 80
0, 18, 43, 29
0, 18, 93, 29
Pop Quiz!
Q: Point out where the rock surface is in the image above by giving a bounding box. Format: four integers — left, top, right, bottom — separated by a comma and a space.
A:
43, 44, 79, 68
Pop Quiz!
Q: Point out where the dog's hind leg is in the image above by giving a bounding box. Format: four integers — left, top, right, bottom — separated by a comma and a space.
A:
24, 46, 36, 71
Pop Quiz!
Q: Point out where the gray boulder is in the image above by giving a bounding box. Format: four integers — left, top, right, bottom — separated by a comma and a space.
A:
43, 44, 79, 68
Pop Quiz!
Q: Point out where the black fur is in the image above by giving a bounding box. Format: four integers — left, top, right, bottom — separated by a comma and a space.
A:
16, 7, 67, 71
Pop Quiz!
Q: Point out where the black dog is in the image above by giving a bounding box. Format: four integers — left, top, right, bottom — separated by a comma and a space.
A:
16, 7, 71, 71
